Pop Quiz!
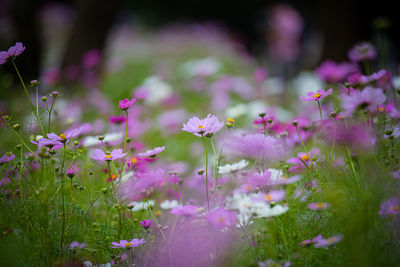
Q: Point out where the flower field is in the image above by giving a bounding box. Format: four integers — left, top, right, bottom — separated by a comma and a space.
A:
1, 14, 400, 267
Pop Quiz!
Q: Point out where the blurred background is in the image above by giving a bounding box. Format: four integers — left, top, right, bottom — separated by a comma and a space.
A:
0, 0, 398, 83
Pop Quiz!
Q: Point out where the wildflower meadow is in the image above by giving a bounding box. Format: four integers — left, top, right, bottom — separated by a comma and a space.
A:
1, 5, 400, 267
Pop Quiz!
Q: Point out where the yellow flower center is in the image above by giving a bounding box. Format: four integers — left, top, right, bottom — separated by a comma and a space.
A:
217, 217, 226, 223
245, 184, 252, 192
59, 133, 66, 139
327, 237, 336, 243
265, 194, 272, 201
316, 203, 324, 209
378, 107, 384, 112
227, 118, 234, 124
242, 203, 248, 208
105, 155, 113, 159
130, 157, 137, 164
125, 242, 132, 247
301, 154, 309, 161
111, 174, 117, 181
198, 125, 204, 129
393, 205, 399, 211
155, 211, 162, 216
312, 93, 321, 99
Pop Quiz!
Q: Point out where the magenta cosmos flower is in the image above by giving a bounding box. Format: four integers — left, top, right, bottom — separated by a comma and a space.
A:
138, 146, 165, 157
140, 219, 153, 229
308, 202, 330, 210
119, 98, 136, 110
0, 42, 25, 64
182, 114, 224, 137
91, 148, 127, 162
111, 238, 146, 248
31, 133, 70, 150
299, 234, 322, 247
316, 60, 357, 83
341, 86, 386, 116
301, 88, 333, 102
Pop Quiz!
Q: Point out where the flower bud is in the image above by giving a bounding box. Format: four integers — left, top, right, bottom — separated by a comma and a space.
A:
12, 123, 20, 131
197, 169, 205, 175
127, 137, 132, 143
291, 121, 298, 127
258, 112, 266, 118
226, 117, 234, 128
98, 136, 105, 141
51, 91, 59, 98
30, 80, 39, 86
41, 96, 47, 102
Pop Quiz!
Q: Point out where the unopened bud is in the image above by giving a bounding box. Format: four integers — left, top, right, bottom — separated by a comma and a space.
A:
197, 169, 205, 175
51, 91, 59, 98
41, 96, 47, 102
291, 121, 298, 127
30, 80, 39, 86
12, 123, 20, 131
98, 136, 105, 141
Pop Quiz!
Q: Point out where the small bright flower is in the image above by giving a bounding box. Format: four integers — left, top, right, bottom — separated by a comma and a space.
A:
138, 146, 165, 157
182, 114, 224, 137
111, 238, 146, 249
301, 88, 333, 102
0, 42, 25, 64
308, 202, 330, 210
140, 219, 153, 229
314, 234, 343, 248
91, 148, 127, 162
69, 241, 86, 249
348, 42, 377, 62
299, 234, 322, 247
226, 117, 235, 127
119, 98, 136, 110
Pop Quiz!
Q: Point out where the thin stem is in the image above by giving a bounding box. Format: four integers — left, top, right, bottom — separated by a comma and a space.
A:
60, 143, 67, 252
201, 136, 210, 212
146, 202, 167, 241
295, 125, 314, 171
120, 110, 129, 175
18, 145, 24, 205
210, 138, 217, 209
11, 59, 46, 135
48, 98, 56, 133
317, 101, 323, 128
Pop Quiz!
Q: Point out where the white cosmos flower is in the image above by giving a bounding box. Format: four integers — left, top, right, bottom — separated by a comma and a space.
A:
83, 132, 123, 147
218, 159, 249, 174
160, 199, 181, 210
128, 200, 155, 212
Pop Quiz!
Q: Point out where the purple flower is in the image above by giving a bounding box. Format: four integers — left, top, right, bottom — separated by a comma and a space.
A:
119, 98, 136, 110
379, 197, 400, 216
31, 133, 69, 150
300, 88, 333, 102
308, 202, 330, 210
206, 208, 237, 228
316, 61, 357, 83
229, 133, 287, 161
182, 114, 224, 137
392, 170, 400, 179
91, 148, 127, 162
138, 146, 165, 157
0, 153, 15, 164
140, 219, 153, 229
170, 205, 201, 216
64, 123, 92, 139
286, 148, 320, 172
109, 115, 126, 124
69, 241, 86, 249
341, 86, 386, 116
314, 234, 343, 248
111, 238, 146, 248
299, 234, 322, 247
121, 169, 166, 201
0, 42, 25, 64
348, 42, 377, 62
247, 171, 272, 187
256, 190, 286, 203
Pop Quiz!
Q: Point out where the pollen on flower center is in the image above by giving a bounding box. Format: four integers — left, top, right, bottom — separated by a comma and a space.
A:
316, 203, 324, 209
265, 194, 272, 201
125, 242, 132, 247
59, 133, 66, 139
111, 174, 117, 181
198, 125, 204, 129
301, 154, 309, 161
393, 205, 399, 211
312, 93, 321, 98
130, 157, 137, 164
227, 118, 234, 124
105, 155, 113, 159
217, 217, 226, 223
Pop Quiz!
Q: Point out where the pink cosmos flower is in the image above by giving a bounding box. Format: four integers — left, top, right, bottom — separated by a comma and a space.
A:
170, 205, 200, 216
111, 238, 146, 248
247, 171, 272, 187
0, 42, 25, 64
119, 98, 136, 110
0, 153, 15, 164
379, 197, 400, 216
341, 86, 386, 116
64, 123, 92, 138
206, 208, 237, 228
255, 190, 286, 203
31, 133, 70, 150
286, 148, 320, 172
91, 148, 127, 162
300, 88, 333, 102
121, 169, 166, 201
299, 234, 322, 247
316, 60, 357, 83
308, 202, 330, 210
69, 241, 86, 249
348, 42, 377, 62
140, 219, 153, 229
138, 146, 165, 157
314, 234, 343, 248
182, 114, 224, 137
109, 115, 126, 124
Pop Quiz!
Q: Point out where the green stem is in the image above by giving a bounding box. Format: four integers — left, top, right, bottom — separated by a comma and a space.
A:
201, 136, 210, 212
120, 110, 129, 175
317, 101, 323, 128
295, 125, 314, 171
18, 145, 24, 205
11, 59, 46, 135
210, 138, 217, 209
60, 143, 67, 252
48, 98, 56, 133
